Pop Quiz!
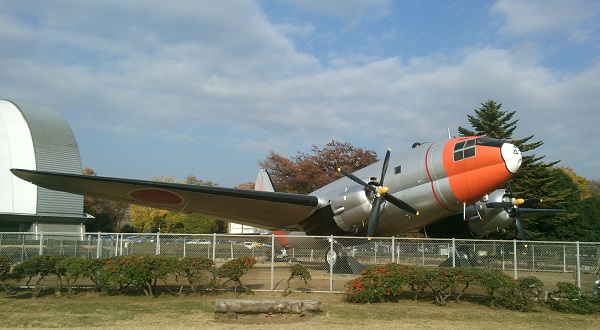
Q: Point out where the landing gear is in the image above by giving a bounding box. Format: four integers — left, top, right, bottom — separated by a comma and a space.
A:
439, 245, 478, 267
271, 247, 297, 263
325, 244, 364, 274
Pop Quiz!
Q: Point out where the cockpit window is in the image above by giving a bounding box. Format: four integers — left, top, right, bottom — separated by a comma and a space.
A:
453, 139, 476, 161
475, 137, 504, 147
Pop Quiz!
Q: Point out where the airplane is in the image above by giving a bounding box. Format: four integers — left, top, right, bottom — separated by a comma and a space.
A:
11, 135, 530, 239
14, 134, 568, 269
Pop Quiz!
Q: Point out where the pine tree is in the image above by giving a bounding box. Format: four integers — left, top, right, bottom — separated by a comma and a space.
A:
458, 100, 575, 240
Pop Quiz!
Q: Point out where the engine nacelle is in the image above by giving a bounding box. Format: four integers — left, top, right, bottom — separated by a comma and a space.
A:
467, 189, 515, 236
330, 185, 373, 233
422, 189, 515, 238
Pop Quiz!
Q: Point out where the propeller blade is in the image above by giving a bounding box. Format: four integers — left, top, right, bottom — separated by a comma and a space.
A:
521, 198, 542, 207
338, 149, 418, 239
380, 149, 391, 185
384, 193, 419, 215
503, 182, 545, 240
485, 201, 514, 209
367, 197, 382, 238
514, 209, 527, 240
338, 168, 377, 193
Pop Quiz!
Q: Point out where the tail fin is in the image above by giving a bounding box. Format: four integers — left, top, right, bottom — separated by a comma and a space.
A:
255, 168, 275, 192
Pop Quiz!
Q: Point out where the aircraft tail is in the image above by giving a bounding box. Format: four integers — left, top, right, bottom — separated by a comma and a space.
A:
255, 168, 275, 192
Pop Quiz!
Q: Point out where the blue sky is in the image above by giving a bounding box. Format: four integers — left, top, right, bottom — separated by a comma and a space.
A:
1, 0, 599, 187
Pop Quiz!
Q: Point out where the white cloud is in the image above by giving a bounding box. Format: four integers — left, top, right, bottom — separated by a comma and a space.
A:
491, 0, 600, 41
279, 0, 391, 20
1, 1, 599, 184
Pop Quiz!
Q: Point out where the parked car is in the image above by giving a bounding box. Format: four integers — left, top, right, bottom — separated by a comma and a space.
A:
186, 239, 211, 245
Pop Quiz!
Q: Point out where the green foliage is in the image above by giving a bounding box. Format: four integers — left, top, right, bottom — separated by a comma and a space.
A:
282, 263, 312, 296
217, 256, 256, 282
426, 268, 480, 306
289, 263, 311, 283
11, 255, 71, 298
60, 257, 106, 294
0, 256, 10, 281
216, 257, 256, 294
546, 282, 600, 314
345, 265, 546, 311
492, 276, 542, 312
177, 256, 214, 293
0, 256, 12, 295
471, 268, 513, 297
99, 255, 180, 297
458, 100, 576, 241
345, 264, 411, 303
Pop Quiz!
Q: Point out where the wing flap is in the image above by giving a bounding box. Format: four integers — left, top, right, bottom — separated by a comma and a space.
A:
11, 169, 322, 230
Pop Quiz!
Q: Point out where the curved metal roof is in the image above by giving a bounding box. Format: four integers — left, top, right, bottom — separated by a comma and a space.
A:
0, 99, 88, 223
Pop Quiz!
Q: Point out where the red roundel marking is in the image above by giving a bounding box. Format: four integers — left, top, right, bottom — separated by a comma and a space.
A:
129, 189, 183, 205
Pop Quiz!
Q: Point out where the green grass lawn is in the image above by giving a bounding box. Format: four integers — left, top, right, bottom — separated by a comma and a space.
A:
1, 287, 599, 329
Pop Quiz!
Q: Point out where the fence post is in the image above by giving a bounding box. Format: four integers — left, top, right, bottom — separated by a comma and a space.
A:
158, 233, 162, 255
576, 241, 581, 288
21, 234, 26, 261
38, 232, 44, 256
513, 239, 518, 279
391, 236, 395, 263
270, 234, 275, 291
451, 238, 455, 268
212, 233, 217, 261
115, 234, 120, 256
330, 236, 334, 292
96, 232, 101, 258
563, 245, 566, 273
531, 244, 535, 270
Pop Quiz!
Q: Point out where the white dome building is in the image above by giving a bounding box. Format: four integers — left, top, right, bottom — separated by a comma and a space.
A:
0, 99, 92, 234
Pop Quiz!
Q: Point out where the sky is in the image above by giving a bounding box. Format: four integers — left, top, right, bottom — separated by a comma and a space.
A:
1, 0, 599, 187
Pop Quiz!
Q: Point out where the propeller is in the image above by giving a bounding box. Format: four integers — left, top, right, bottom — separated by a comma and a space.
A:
337, 149, 418, 238
485, 182, 532, 240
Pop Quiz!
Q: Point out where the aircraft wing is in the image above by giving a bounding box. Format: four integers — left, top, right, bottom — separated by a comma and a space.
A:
10, 169, 323, 230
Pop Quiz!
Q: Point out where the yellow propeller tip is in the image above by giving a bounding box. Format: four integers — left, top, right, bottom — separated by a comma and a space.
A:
337, 167, 341, 173
416, 211, 420, 216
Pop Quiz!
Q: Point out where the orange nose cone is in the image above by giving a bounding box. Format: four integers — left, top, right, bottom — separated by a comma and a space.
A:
443, 138, 521, 206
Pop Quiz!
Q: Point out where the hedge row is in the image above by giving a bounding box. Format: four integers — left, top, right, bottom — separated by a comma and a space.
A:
345, 263, 600, 314
0, 255, 262, 297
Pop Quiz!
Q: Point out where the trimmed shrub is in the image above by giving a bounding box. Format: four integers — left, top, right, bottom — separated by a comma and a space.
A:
11, 255, 71, 298
282, 263, 312, 296
344, 264, 543, 311
546, 282, 600, 314
345, 263, 411, 303
217, 256, 256, 295
177, 256, 215, 294
0, 256, 12, 295
98, 255, 179, 297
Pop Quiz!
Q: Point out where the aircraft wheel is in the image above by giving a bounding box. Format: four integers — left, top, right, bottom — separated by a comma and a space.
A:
326, 248, 337, 266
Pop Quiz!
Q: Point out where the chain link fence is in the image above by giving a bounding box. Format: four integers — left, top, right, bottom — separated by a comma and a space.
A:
1, 232, 598, 293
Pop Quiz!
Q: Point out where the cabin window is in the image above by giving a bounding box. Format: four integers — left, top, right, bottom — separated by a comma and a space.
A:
394, 166, 401, 174
453, 139, 476, 161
